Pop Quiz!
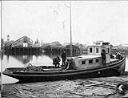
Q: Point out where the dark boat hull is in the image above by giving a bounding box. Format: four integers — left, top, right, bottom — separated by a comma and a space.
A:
3, 57, 126, 82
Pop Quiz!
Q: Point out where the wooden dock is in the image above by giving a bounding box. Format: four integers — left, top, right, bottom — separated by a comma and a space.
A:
4, 47, 43, 55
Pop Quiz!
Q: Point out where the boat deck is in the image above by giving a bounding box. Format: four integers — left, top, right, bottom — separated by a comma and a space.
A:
110, 58, 118, 62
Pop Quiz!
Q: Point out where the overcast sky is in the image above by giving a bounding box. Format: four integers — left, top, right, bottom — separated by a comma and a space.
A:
1, 1, 128, 45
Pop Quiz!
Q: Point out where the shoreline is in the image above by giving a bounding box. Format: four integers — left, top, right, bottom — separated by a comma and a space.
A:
2, 73, 128, 98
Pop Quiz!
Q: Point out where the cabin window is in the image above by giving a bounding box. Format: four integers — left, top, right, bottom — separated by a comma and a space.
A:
96, 59, 99, 63
89, 59, 93, 64
96, 48, 99, 53
90, 48, 92, 53
82, 61, 86, 64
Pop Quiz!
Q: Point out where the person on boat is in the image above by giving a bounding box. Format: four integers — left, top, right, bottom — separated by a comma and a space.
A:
101, 49, 106, 65
67, 58, 76, 70
116, 52, 122, 60
61, 50, 67, 66
53, 56, 61, 67
110, 54, 114, 59
56, 56, 61, 67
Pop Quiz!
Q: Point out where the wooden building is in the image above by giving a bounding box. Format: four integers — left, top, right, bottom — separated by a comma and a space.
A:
4, 36, 42, 55
11, 36, 33, 47
65, 45, 81, 56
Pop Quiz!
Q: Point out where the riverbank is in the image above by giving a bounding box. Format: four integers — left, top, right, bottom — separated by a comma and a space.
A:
2, 73, 128, 98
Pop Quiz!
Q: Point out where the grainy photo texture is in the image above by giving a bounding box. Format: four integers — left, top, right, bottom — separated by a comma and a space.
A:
1, 1, 128, 98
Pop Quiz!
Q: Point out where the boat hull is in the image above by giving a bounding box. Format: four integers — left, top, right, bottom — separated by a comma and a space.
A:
3, 57, 126, 82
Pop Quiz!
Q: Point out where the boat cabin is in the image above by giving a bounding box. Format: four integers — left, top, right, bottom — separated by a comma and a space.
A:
70, 41, 112, 70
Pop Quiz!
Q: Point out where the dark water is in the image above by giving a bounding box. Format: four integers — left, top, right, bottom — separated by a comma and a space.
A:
1, 53, 128, 84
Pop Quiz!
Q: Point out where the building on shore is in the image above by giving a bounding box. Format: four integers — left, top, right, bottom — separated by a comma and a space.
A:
11, 36, 33, 47
42, 41, 64, 54
3, 35, 84, 56
41, 41, 81, 56
65, 44, 81, 56
4, 36, 42, 55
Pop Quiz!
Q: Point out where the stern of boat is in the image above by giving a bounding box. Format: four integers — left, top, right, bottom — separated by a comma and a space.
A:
110, 55, 126, 76
118, 56, 126, 75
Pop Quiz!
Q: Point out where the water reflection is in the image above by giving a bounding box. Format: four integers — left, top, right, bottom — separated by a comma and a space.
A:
2, 53, 56, 69
13, 55, 33, 64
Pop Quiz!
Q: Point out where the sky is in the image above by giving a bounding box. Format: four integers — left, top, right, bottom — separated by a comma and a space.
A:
1, 1, 128, 45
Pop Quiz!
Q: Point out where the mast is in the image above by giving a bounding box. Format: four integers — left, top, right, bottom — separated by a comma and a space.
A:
70, 1, 72, 57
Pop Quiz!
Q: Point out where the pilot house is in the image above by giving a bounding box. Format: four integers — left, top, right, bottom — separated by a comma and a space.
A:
71, 41, 112, 70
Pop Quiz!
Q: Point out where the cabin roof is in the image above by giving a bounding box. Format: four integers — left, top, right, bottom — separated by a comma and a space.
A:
71, 55, 101, 60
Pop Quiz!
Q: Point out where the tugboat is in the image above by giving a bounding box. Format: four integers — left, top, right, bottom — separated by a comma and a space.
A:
3, 41, 126, 82
2, 2, 126, 82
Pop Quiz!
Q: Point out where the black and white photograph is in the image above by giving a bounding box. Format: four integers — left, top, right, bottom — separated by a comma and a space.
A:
1, 0, 128, 98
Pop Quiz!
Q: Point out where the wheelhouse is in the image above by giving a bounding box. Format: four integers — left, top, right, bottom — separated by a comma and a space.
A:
70, 41, 113, 70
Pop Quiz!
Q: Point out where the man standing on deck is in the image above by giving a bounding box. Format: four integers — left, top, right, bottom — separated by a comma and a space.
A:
61, 50, 67, 66
101, 49, 106, 65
